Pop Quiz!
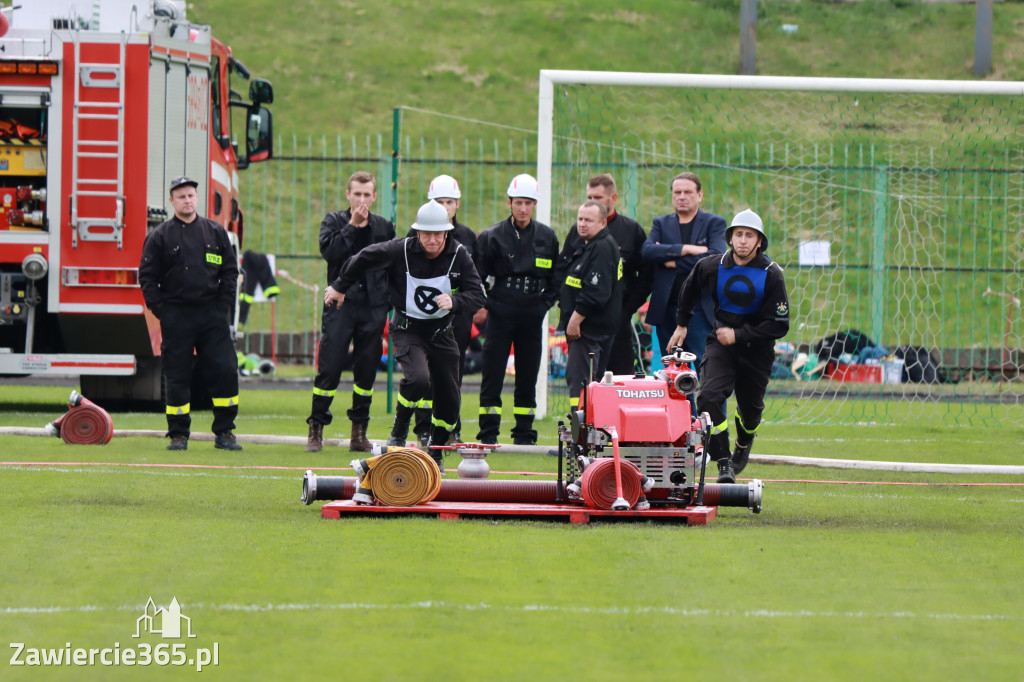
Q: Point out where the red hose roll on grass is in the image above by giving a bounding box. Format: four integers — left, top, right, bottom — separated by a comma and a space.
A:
50, 391, 114, 445
580, 457, 643, 510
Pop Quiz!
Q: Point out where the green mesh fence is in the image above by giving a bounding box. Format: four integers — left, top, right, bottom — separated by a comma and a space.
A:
235, 129, 535, 362
544, 75, 1023, 427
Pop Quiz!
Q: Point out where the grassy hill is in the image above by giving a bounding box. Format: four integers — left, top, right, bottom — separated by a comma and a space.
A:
192, 0, 1024, 140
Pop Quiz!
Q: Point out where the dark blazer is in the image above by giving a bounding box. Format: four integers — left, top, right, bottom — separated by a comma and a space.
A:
640, 209, 727, 327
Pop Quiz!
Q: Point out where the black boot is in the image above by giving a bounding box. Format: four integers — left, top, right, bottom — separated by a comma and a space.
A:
428, 449, 445, 475
386, 406, 413, 447
732, 416, 756, 474
716, 457, 736, 484
732, 439, 754, 475
708, 430, 731, 462
428, 427, 450, 474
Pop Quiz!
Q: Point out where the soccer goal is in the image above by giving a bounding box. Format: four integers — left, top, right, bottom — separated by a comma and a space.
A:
537, 71, 1023, 427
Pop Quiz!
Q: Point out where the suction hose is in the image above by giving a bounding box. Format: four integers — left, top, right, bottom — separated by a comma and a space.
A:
698, 480, 764, 513
303, 472, 559, 506
302, 472, 764, 513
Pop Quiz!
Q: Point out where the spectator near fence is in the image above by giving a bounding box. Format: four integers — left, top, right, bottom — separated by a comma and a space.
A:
558, 200, 623, 399
642, 172, 727, 370
556, 174, 652, 375
305, 171, 395, 453
473, 174, 560, 445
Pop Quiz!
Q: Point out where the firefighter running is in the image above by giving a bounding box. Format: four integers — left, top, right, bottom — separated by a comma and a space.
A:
411, 174, 480, 447
668, 209, 790, 483
324, 200, 484, 471
306, 172, 396, 453
473, 174, 560, 445
139, 176, 242, 451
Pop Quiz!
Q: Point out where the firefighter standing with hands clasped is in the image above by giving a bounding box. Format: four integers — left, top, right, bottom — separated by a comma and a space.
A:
139, 176, 242, 451
668, 209, 790, 483
473, 174, 560, 445
324, 200, 484, 472
305, 172, 395, 453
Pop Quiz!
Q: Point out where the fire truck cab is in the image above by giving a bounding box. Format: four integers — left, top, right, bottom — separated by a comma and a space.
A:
0, 0, 272, 404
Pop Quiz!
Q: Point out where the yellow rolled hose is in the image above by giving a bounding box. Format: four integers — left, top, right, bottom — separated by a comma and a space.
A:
362, 448, 442, 506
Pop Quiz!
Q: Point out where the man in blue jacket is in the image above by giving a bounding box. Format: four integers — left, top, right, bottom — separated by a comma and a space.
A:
641, 172, 727, 369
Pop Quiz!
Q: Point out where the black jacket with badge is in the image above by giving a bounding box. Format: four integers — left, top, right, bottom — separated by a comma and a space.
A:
474, 216, 560, 310
331, 235, 485, 338
319, 208, 395, 307
139, 215, 239, 319
676, 251, 790, 347
558, 211, 653, 317
557, 227, 623, 336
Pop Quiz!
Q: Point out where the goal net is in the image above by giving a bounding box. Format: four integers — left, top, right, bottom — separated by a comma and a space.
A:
537, 71, 1023, 427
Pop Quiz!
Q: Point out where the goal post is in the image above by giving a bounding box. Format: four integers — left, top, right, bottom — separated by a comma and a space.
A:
537, 70, 1023, 427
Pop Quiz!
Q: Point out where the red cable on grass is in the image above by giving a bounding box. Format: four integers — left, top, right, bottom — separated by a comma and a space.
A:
49, 392, 113, 445
580, 457, 644, 509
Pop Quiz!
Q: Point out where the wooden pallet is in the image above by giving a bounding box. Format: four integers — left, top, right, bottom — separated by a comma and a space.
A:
320, 500, 717, 525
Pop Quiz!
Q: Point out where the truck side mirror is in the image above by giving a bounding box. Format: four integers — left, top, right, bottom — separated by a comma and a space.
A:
244, 105, 273, 165
249, 78, 274, 106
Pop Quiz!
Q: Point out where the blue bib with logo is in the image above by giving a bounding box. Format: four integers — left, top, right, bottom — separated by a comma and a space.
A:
717, 263, 769, 315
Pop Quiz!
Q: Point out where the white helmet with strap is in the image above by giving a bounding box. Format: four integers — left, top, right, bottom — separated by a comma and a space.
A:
506, 173, 540, 200
411, 200, 454, 232
427, 174, 461, 200
726, 208, 767, 252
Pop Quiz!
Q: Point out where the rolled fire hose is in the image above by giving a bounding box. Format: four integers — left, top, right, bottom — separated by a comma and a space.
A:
580, 456, 644, 510
45, 391, 114, 445
356, 448, 442, 507
302, 472, 764, 513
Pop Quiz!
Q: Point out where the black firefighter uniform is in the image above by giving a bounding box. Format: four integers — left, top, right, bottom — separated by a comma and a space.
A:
139, 214, 240, 438
331, 235, 485, 445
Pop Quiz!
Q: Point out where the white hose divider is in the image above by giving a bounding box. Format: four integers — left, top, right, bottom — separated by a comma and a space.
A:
1, 427, 1021, 474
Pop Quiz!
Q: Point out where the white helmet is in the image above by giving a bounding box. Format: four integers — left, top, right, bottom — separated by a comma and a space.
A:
507, 173, 540, 200
727, 208, 767, 251
411, 200, 453, 232
427, 174, 461, 200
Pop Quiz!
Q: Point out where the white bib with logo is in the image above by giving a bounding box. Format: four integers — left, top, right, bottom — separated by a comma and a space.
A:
404, 239, 461, 320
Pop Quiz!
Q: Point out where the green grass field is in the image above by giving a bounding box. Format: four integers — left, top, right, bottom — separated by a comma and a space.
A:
3, 2, 1023, 676
188, 0, 1024, 140
1, 382, 1022, 680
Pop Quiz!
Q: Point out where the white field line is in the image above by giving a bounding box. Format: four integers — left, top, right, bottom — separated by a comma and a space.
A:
776, 490, 1024, 503
4, 465, 1023, 503
0, 464, 292, 481
768, 436, 1001, 445
1, 601, 1019, 622
3, 465, 1022, 492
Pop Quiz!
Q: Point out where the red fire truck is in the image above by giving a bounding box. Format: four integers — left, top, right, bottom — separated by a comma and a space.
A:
0, 0, 272, 404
